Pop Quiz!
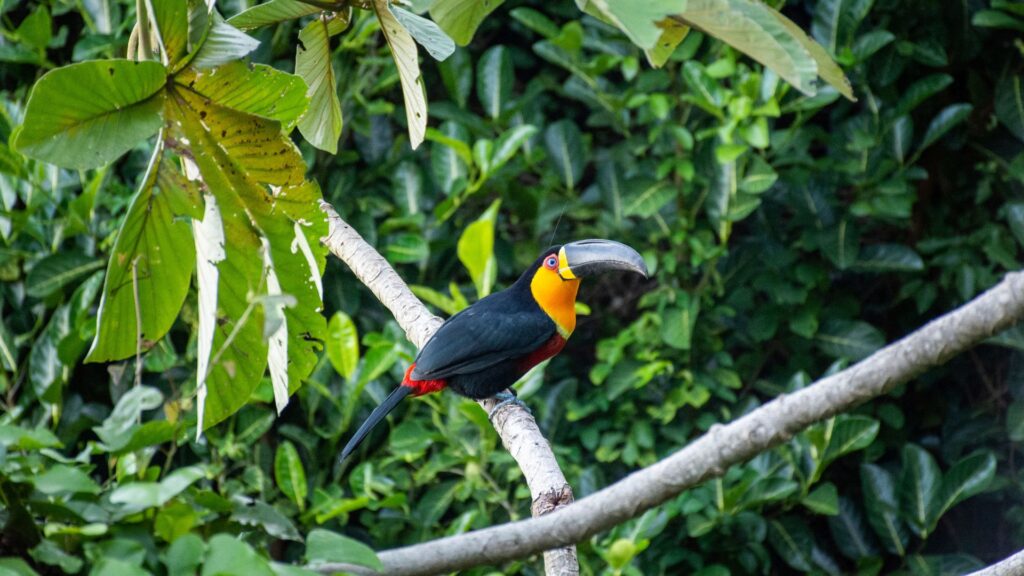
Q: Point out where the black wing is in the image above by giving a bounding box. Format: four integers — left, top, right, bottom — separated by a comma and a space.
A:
411, 292, 555, 380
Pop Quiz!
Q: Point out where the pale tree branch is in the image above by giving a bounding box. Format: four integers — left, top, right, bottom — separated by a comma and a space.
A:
969, 549, 1024, 576
317, 200, 1024, 576
318, 202, 578, 575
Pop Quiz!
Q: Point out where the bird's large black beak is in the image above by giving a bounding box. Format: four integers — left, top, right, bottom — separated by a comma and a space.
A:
557, 239, 648, 280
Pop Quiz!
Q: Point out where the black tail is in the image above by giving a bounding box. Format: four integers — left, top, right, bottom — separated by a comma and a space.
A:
340, 385, 413, 463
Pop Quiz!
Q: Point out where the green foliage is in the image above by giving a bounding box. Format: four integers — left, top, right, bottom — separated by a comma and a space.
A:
1, 0, 1021, 574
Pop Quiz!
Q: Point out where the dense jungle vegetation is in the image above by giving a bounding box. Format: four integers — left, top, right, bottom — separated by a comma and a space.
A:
2, 0, 1024, 573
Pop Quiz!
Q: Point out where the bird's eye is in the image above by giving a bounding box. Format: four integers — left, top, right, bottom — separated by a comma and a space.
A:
545, 256, 558, 269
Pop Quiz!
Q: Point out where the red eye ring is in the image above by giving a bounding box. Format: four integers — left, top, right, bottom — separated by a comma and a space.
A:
545, 255, 558, 269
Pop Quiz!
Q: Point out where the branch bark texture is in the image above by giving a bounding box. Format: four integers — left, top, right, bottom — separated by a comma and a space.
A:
319, 202, 578, 575
969, 550, 1024, 576
319, 200, 1024, 576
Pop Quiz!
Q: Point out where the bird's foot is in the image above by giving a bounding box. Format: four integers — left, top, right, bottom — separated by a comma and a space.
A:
488, 390, 531, 421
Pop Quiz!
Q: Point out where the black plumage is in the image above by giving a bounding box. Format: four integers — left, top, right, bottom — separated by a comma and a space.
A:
411, 252, 558, 399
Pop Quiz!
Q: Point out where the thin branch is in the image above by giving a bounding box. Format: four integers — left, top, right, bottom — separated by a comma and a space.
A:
315, 214, 1024, 576
318, 202, 578, 575
968, 549, 1024, 576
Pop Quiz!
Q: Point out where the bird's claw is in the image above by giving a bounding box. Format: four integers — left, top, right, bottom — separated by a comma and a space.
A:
488, 390, 531, 421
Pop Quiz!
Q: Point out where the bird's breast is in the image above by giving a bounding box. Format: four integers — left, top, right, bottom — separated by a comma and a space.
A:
517, 334, 567, 372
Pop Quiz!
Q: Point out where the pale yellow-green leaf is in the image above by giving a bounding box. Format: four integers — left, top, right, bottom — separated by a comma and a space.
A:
374, 0, 427, 149
457, 200, 501, 298
762, 3, 855, 101
645, 18, 690, 68
295, 15, 346, 153
679, 0, 817, 97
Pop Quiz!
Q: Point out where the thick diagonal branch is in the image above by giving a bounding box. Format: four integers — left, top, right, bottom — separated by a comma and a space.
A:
318, 202, 577, 575
317, 213, 1024, 576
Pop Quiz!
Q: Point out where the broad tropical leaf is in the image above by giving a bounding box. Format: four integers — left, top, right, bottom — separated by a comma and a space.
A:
430, 0, 504, 46
87, 142, 200, 363
375, 0, 428, 148
296, 15, 347, 153
15, 60, 166, 169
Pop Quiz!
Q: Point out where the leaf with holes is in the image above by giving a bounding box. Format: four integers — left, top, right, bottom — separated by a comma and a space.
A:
178, 62, 309, 131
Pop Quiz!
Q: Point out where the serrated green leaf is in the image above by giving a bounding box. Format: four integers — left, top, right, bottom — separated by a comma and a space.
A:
15, 60, 166, 169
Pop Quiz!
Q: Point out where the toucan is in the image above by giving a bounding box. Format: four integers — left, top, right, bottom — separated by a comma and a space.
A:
340, 239, 649, 462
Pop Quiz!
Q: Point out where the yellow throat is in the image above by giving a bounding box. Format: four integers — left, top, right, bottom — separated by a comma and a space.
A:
530, 251, 580, 338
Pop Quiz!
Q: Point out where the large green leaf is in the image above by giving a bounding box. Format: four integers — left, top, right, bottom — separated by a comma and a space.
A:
376, 0, 427, 148
228, 0, 320, 30
274, 440, 307, 512
457, 200, 501, 299
87, 143, 199, 363
430, 0, 504, 46
827, 496, 878, 560
767, 516, 814, 571
932, 452, 995, 530
918, 103, 973, 153
25, 253, 103, 299
762, 3, 855, 100
390, 5, 455, 62
679, 0, 817, 97
305, 529, 383, 571
203, 535, 274, 576
860, 463, 908, 556
296, 15, 346, 153
15, 60, 166, 169
151, 0, 190, 67
645, 18, 690, 68
899, 444, 941, 538
476, 45, 513, 119
814, 319, 884, 360
326, 312, 360, 380
169, 86, 323, 430
178, 62, 309, 131
583, 0, 682, 49
544, 119, 585, 190
995, 74, 1024, 142
190, 13, 260, 69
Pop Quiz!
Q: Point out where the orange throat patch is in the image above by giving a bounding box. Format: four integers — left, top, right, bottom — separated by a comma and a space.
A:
530, 270, 580, 338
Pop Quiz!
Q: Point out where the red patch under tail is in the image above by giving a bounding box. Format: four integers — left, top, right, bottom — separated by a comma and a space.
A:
401, 363, 447, 397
